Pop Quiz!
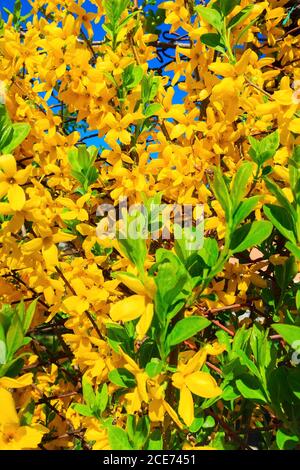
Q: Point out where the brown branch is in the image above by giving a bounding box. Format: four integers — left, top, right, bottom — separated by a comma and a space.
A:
206, 361, 223, 376
245, 76, 275, 101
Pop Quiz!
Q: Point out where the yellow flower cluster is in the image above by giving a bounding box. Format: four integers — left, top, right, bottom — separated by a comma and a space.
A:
0, 0, 299, 451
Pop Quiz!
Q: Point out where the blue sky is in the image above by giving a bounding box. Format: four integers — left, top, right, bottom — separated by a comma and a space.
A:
1, 0, 187, 149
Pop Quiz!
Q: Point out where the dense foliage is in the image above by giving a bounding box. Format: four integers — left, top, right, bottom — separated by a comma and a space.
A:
0, 0, 300, 450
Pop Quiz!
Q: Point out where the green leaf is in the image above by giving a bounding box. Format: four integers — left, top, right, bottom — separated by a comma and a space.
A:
22, 299, 37, 333
248, 130, 280, 166
174, 225, 204, 263
138, 339, 160, 369
274, 256, 297, 292
271, 324, 300, 346
296, 290, 300, 311
123, 64, 144, 90
106, 323, 133, 354
196, 5, 223, 32
147, 429, 163, 450
1, 123, 31, 153
118, 212, 147, 274
265, 178, 297, 222
228, 5, 254, 29
287, 368, 300, 399
198, 237, 219, 268
144, 103, 162, 118
230, 220, 273, 253
154, 250, 190, 323
211, 167, 232, 222
289, 146, 300, 203
167, 317, 211, 347
82, 377, 96, 409
220, 0, 241, 16
96, 383, 108, 414
236, 375, 268, 403
145, 358, 163, 378
238, 349, 261, 378
230, 162, 253, 212
200, 33, 224, 51
232, 196, 260, 228
134, 415, 150, 449
108, 368, 136, 388
263, 204, 296, 244
20, 399, 35, 426
6, 312, 24, 359
276, 429, 300, 450
0, 340, 6, 365
285, 241, 300, 259
108, 425, 133, 450
73, 404, 94, 417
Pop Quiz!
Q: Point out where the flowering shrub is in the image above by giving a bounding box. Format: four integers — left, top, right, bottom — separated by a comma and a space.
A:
0, 0, 300, 451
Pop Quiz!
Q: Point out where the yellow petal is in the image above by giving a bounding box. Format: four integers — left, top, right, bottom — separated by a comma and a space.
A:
64, 295, 89, 314
114, 272, 148, 296
70, 278, 87, 296
162, 400, 183, 430
0, 203, 12, 215
0, 373, 33, 389
289, 118, 300, 134
136, 372, 149, 403
110, 295, 146, 322
14, 424, 47, 449
185, 371, 222, 398
119, 348, 140, 372
184, 348, 207, 375
22, 237, 43, 254
42, 243, 58, 266
52, 231, 76, 243
205, 342, 226, 356
178, 385, 194, 427
209, 63, 235, 77
8, 184, 25, 211
273, 89, 293, 106
0, 388, 19, 426
0, 154, 17, 177
136, 303, 154, 339
0, 181, 9, 198
170, 123, 186, 140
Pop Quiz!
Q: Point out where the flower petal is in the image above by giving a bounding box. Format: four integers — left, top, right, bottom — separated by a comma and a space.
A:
8, 184, 25, 211
0, 373, 33, 389
0, 388, 19, 426
110, 295, 146, 322
185, 371, 222, 398
178, 385, 194, 427
0, 154, 16, 177
42, 243, 58, 266
22, 238, 43, 254
136, 302, 154, 339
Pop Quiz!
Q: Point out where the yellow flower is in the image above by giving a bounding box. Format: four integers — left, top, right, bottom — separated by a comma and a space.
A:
58, 193, 90, 221
63, 277, 109, 315
172, 343, 224, 426
0, 387, 47, 450
110, 272, 156, 339
0, 154, 30, 211
21, 227, 76, 267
